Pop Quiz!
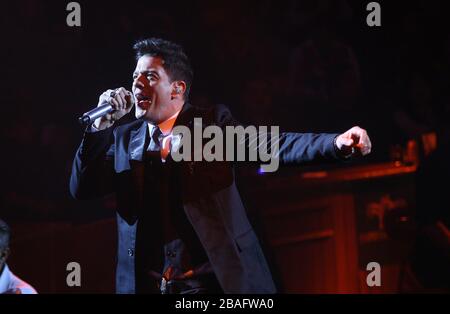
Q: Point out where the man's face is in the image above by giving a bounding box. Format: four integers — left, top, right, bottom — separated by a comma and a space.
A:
132, 55, 180, 124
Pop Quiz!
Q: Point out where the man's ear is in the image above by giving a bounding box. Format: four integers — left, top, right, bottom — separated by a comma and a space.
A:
171, 81, 187, 100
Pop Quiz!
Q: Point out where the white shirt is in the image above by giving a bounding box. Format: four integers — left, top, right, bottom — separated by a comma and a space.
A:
0, 264, 37, 294
147, 110, 181, 162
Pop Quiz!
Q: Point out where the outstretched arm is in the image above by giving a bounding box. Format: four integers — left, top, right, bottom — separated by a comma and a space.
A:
213, 104, 372, 169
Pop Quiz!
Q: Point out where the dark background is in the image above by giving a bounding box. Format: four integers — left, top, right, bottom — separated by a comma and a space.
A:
0, 0, 449, 293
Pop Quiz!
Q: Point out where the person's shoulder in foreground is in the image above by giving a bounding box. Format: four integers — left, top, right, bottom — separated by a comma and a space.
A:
0, 264, 37, 294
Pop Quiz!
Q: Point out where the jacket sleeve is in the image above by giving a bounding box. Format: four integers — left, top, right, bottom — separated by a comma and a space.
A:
69, 126, 116, 200
213, 104, 341, 165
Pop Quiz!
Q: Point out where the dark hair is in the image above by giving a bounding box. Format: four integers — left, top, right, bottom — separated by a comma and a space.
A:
133, 38, 193, 100
0, 219, 10, 250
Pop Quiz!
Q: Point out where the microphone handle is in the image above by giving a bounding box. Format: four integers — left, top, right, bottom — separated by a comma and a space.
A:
78, 102, 114, 126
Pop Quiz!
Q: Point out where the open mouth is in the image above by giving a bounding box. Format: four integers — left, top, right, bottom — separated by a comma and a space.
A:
135, 93, 152, 109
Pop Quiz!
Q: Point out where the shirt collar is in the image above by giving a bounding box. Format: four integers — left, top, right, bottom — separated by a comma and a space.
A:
147, 109, 181, 136
0, 264, 12, 293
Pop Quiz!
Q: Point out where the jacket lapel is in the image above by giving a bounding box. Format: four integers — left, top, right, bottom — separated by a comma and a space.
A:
129, 121, 148, 162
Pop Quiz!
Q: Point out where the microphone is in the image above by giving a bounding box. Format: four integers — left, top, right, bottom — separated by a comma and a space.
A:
78, 102, 114, 126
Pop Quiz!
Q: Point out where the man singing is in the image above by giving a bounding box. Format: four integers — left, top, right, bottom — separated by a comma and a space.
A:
70, 38, 372, 294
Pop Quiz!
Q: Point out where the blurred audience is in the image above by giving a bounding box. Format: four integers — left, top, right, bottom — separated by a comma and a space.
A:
405, 134, 450, 292
392, 72, 439, 161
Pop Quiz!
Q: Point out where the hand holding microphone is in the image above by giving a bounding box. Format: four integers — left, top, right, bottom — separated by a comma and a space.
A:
79, 87, 134, 130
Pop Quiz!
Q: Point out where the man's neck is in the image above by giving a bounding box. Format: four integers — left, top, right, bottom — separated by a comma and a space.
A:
159, 110, 181, 131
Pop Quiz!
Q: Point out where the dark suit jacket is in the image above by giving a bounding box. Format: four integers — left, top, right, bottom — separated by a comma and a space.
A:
69, 103, 340, 293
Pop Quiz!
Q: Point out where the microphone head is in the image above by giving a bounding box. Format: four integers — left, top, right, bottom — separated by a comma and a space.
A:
78, 115, 91, 126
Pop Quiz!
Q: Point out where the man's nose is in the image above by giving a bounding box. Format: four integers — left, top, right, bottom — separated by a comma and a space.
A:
133, 74, 146, 89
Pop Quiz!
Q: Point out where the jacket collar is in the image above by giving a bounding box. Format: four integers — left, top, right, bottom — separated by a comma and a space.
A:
0, 264, 12, 293
129, 102, 194, 162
